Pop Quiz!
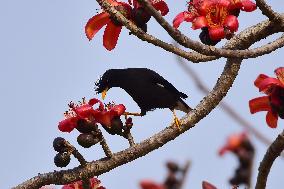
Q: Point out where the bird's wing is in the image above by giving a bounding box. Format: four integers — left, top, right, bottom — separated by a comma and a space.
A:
152, 75, 188, 99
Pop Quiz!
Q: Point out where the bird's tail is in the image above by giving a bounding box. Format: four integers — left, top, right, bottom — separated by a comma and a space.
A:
175, 99, 192, 113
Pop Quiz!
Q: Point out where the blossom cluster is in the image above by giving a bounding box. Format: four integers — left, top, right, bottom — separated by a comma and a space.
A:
219, 132, 255, 186
173, 0, 256, 44
85, 0, 169, 50
85, 0, 256, 49
249, 67, 284, 128
58, 98, 126, 133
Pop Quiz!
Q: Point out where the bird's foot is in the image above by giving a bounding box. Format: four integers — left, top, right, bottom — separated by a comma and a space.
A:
174, 117, 181, 130
172, 110, 182, 130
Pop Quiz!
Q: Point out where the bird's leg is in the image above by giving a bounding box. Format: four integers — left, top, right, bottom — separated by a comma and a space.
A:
123, 112, 142, 116
172, 110, 181, 130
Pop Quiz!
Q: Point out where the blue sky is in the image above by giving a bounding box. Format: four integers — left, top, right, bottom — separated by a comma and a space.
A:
0, 1, 283, 188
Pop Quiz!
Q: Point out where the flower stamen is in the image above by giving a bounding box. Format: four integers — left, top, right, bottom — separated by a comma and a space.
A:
206, 6, 228, 28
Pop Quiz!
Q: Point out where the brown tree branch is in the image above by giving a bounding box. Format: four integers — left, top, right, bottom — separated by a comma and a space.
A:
13, 57, 243, 189
175, 53, 274, 148
96, 0, 284, 63
255, 130, 284, 189
137, 0, 284, 59
256, 0, 282, 21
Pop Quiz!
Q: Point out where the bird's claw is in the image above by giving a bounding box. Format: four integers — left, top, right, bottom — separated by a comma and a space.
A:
174, 117, 181, 130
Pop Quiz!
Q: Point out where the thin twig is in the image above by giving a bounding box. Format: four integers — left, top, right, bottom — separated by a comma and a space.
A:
125, 132, 135, 147
100, 137, 113, 158
255, 0, 282, 21
255, 130, 284, 189
65, 141, 88, 166
178, 161, 191, 189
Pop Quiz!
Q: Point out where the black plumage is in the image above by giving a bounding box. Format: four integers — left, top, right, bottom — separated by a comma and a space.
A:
95, 68, 191, 116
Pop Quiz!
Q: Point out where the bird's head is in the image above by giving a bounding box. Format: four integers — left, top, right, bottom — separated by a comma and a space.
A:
95, 69, 117, 100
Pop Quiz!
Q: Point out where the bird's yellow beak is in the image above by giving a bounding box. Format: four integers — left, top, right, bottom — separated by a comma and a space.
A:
102, 88, 108, 100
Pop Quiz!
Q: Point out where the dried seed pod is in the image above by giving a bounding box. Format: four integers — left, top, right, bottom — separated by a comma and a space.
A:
53, 137, 68, 153
77, 133, 100, 148
54, 153, 71, 167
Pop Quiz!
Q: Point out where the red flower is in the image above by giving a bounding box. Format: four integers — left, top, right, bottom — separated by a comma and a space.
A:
219, 132, 248, 155
93, 103, 126, 128
140, 180, 165, 189
173, 0, 241, 41
130, 0, 169, 16
249, 67, 284, 128
58, 98, 126, 132
62, 177, 105, 189
85, 0, 132, 51
229, 0, 256, 12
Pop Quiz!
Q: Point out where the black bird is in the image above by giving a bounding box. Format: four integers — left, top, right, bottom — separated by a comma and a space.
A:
95, 68, 191, 127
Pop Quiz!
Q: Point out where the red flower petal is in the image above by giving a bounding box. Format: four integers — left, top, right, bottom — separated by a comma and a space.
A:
249, 96, 271, 114
275, 67, 284, 84
110, 104, 126, 116
62, 178, 103, 189
89, 178, 102, 189
240, 0, 257, 12
75, 104, 95, 118
89, 98, 104, 110
218, 145, 229, 155
258, 78, 284, 92
103, 22, 122, 51
140, 180, 165, 189
93, 111, 114, 127
132, 0, 140, 9
230, 0, 243, 9
173, 11, 196, 28
152, 0, 169, 16
202, 181, 217, 189
266, 111, 278, 128
58, 117, 78, 133
219, 132, 247, 155
85, 12, 110, 41
208, 27, 225, 41
254, 74, 269, 88
106, 0, 119, 6
95, 105, 125, 126
197, 0, 214, 15
192, 16, 208, 30
224, 15, 239, 32
219, 0, 232, 7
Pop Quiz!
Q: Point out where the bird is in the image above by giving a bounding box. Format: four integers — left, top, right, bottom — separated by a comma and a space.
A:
95, 68, 192, 128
